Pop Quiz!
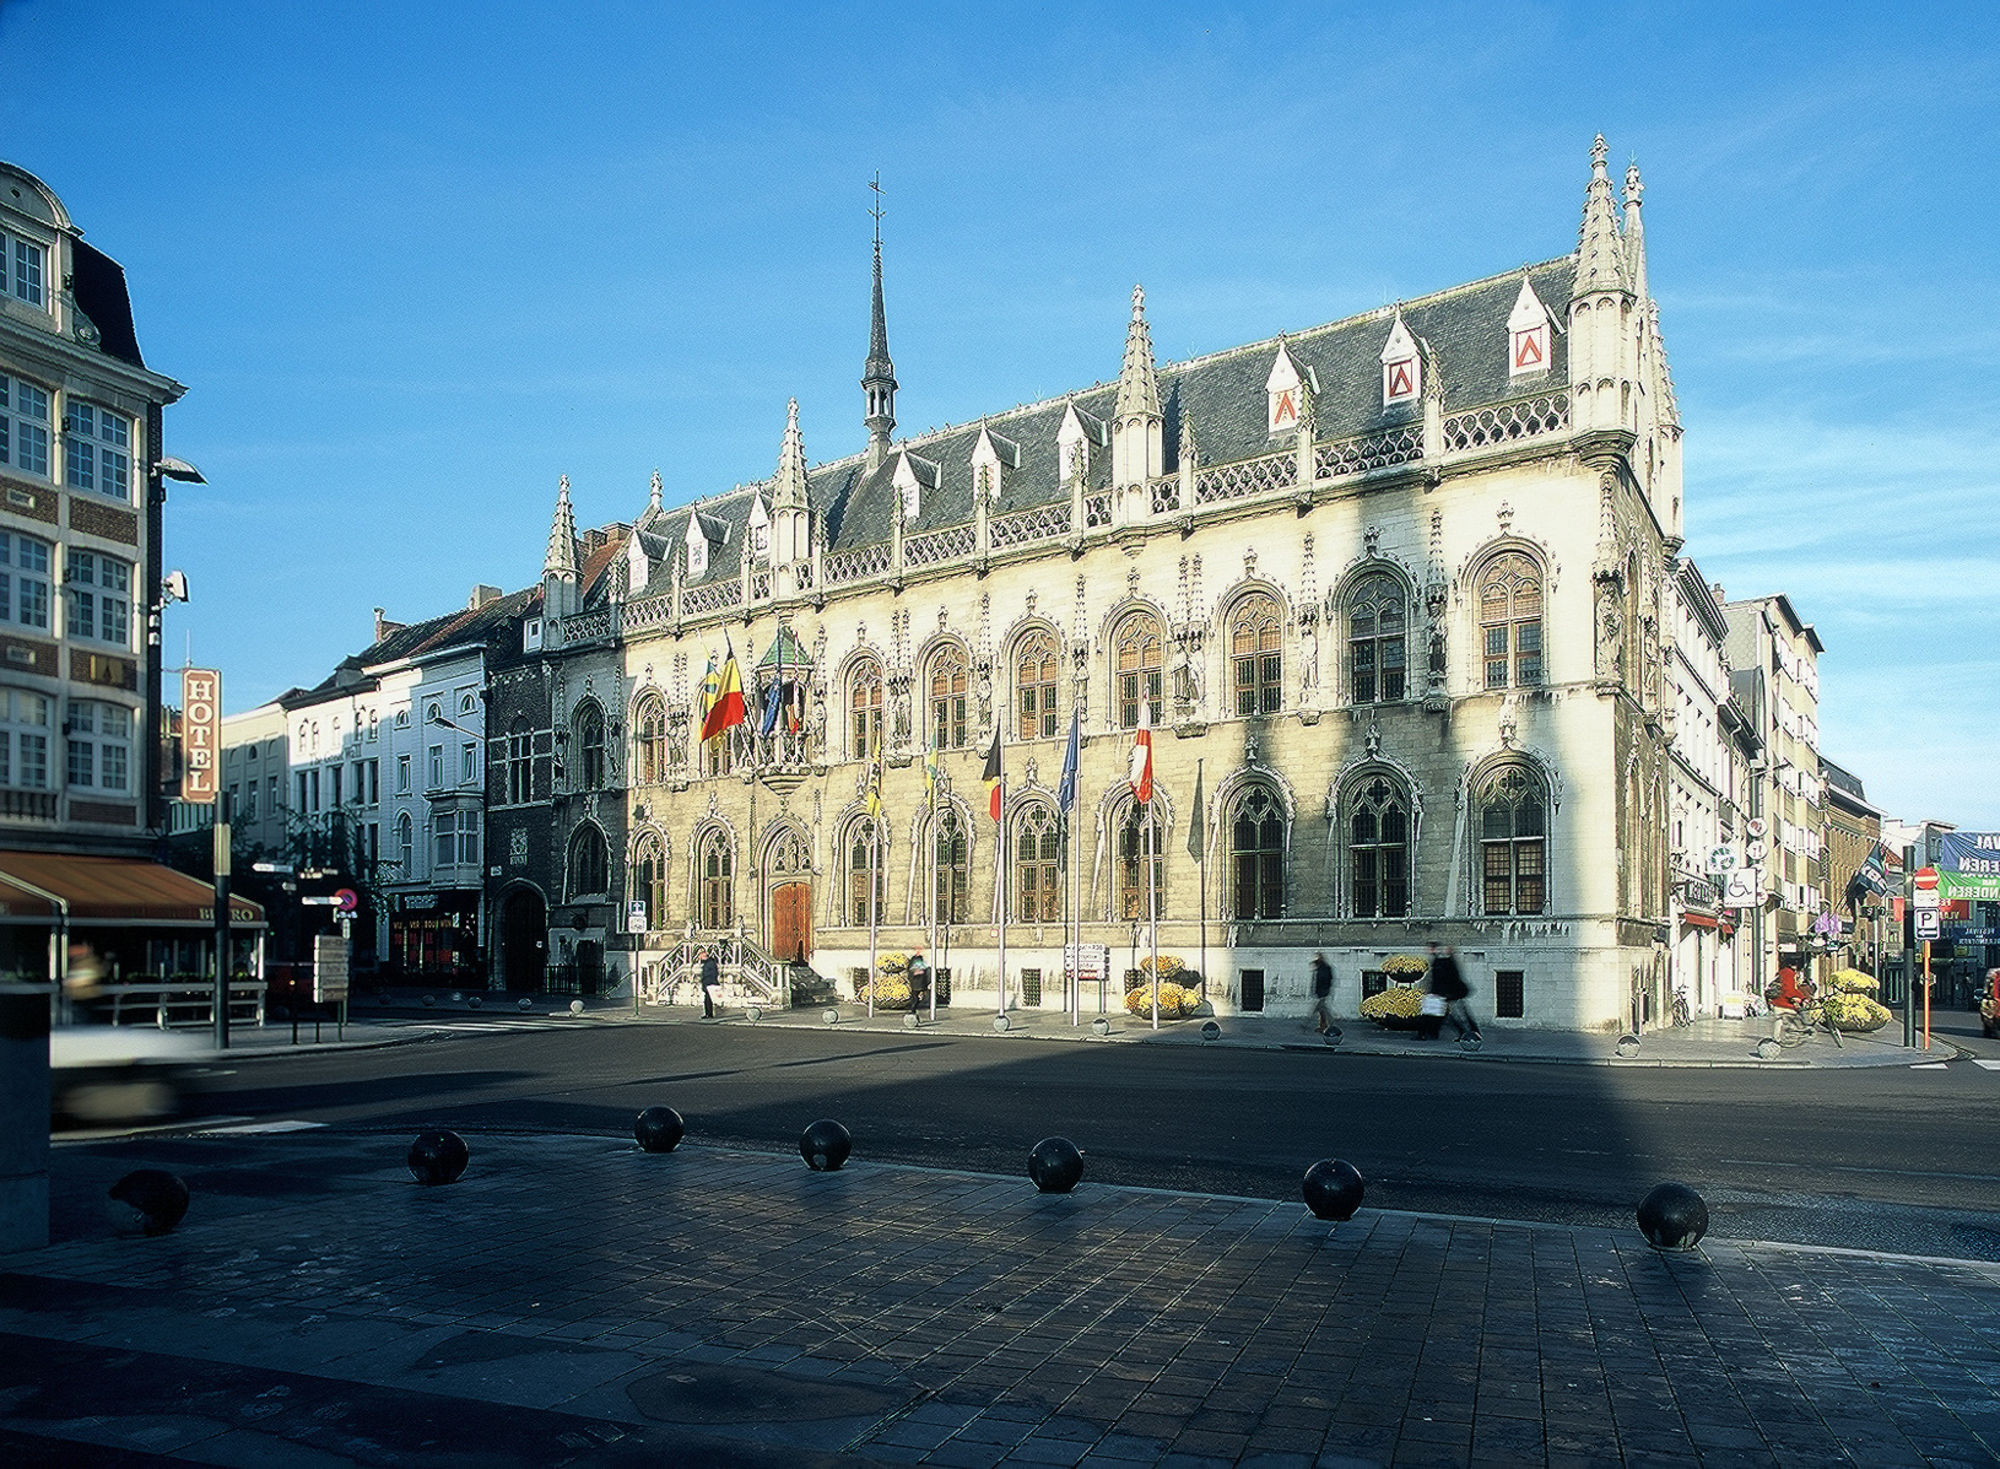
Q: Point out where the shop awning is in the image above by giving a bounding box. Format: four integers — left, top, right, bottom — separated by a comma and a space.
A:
0, 851, 265, 928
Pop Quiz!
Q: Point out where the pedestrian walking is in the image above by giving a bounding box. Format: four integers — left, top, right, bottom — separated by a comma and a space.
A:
907, 946, 930, 1013
699, 947, 720, 1019
1307, 952, 1334, 1034
1427, 942, 1480, 1042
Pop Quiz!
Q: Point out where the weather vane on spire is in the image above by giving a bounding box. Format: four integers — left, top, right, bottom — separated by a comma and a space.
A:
868, 171, 885, 247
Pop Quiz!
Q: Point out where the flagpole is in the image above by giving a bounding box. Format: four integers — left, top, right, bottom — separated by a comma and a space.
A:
1193, 758, 1207, 1002
927, 748, 938, 1022
868, 807, 879, 1021
1070, 805, 1081, 1026
996, 770, 1008, 1021
1148, 795, 1159, 1030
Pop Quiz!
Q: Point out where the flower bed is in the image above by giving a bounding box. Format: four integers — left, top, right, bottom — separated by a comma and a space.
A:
1821, 991, 1891, 1032
1360, 984, 1424, 1023
1123, 981, 1201, 1020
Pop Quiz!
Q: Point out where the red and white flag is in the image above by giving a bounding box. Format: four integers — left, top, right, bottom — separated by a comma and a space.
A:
1128, 700, 1153, 804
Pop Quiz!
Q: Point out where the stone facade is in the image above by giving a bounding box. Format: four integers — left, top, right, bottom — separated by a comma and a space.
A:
506, 137, 1686, 1032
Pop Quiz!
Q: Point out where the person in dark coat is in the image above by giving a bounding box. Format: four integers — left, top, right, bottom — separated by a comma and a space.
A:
906, 946, 930, 1013
1426, 942, 1479, 1041
698, 947, 719, 1019
1307, 952, 1335, 1034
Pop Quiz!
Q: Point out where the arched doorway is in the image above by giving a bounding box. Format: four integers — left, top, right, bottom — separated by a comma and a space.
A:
500, 886, 547, 993
765, 826, 814, 963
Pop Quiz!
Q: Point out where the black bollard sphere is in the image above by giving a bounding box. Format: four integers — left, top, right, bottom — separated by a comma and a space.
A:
1302, 1158, 1366, 1222
108, 1169, 189, 1237
1028, 1136, 1085, 1194
634, 1106, 685, 1153
407, 1129, 470, 1186
1200, 1020, 1221, 1042
1636, 1181, 1709, 1250
799, 1118, 852, 1172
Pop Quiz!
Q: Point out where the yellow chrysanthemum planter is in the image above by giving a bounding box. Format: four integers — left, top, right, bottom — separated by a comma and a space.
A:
1381, 953, 1429, 978
1123, 982, 1200, 1020
1360, 985, 1425, 1022
1829, 968, 1880, 995
1821, 992, 1891, 1033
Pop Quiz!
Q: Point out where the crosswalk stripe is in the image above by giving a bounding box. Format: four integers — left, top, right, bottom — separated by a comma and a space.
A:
1911, 1062, 1949, 1070
198, 1119, 327, 1135
1973, 1059, 2000, 1070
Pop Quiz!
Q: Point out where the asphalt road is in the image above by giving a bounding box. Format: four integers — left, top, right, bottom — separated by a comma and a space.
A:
137, 1011, 2000, 1262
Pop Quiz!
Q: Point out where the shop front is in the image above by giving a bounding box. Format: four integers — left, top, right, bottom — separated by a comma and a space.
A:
388, 890, 482, 985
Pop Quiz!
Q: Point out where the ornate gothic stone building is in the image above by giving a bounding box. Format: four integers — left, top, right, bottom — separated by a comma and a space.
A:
488, 136, 1681, 1031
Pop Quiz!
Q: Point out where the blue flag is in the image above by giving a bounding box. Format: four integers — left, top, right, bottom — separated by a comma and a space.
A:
1056, 708, 1080, 816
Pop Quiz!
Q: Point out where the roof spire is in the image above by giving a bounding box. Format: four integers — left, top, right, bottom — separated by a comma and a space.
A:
862, 173, 898, 467
1576, 134, 1629, 295
1114, 284, 1162, 421
1622, 158, 1648, 303
544, 473, 578, 581
774, 396, 810, 509
648, 468, 663, 514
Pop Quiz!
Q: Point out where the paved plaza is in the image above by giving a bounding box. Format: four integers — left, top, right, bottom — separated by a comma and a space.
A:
4, 1116, 1998, 1466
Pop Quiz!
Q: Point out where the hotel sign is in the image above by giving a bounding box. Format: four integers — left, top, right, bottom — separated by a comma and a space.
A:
182, 668, 221, 805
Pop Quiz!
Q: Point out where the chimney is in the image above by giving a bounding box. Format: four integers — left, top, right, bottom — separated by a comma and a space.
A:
468, 584, 503, 609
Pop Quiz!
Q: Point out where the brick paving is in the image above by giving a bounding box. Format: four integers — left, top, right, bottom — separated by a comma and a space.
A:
1, 1128, 1996, 1465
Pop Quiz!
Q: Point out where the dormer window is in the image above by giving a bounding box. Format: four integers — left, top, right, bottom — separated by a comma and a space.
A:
891, 451, 939, 521
1056, 404, 1104, 487
0, 229, 47, 307
746, 495, 771, 558
684, 512, 709, 580
1508, 277, 1551, 377
970, 427, 1019, 505
1266, 344, 1310, 435
1380, 315, 1420, 405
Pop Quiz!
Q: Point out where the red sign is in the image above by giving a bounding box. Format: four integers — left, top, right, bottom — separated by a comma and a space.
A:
335, 888, 360, 914
1914, 866, 1939, 892
181, 668, 221, 805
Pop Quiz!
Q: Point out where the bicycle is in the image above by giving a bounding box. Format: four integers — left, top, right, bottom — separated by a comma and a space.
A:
1671, 987, 1693, 1028
1771, 1000, 1843, 1049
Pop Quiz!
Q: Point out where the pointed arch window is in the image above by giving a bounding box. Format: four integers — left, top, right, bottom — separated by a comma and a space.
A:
849, 658, 884, 758
1114, 613, 1163, 730
633, 832, 665, 932
567, 824, 609, 901
932, 805, 970, 923
1479, 764, 1546, 915
1014, 802, 1062, 924
848, 818, 885, 926
1230, 593, 1283, 717
1117, 800, 1164, 921
1347, 775, 1411, 918
928, 644, 970, 751
696, 826, 734, 929
1016, 629, 1059, 741
505, 718, 534, 804
1229, 783, 1286, 919
575, 701, 607, 789
1348, 575, 1407, 704
634, 695, 668, 785
1479, 553, 1544, 690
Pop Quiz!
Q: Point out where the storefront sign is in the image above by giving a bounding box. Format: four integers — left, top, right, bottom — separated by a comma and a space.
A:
181, 668, 221, 804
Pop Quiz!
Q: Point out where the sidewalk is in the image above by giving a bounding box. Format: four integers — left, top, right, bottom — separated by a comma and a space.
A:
5, 1126, 1997, 1466
178, 992, 1960, 1069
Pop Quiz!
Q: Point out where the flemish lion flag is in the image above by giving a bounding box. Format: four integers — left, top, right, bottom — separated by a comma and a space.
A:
1186, 758, 1205, 864
982, 726, 1002, 822
863, 735, 884, 818
701, 637, 746, 742
697, 652, 722, 736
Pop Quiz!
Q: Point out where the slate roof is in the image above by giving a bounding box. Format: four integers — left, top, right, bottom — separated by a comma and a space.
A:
277, 588, 541, 709
630, 256, 1576, 595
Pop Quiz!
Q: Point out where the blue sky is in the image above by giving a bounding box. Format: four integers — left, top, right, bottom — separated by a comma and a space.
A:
4, 1, 1996, 828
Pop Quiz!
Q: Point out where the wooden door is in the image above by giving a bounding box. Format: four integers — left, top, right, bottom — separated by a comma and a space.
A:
770, 882, 812, 964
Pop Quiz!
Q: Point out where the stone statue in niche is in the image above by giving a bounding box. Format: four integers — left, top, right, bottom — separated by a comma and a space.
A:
1598, 582, 1625, 680
1299, 620, 1320, 695
891, 683, 912, 748
976, 661, 994, 730
811, 689, 828, 754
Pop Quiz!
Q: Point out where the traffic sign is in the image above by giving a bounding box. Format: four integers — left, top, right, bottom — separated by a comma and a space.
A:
626, 899, 648, 935
313, 933, 350, 1003
1914, 907, 1942, 941
1720, 867, 1761, 910
335, 888, 359, 914
1915, 866, 1939, 892
300, 895, 341, 907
